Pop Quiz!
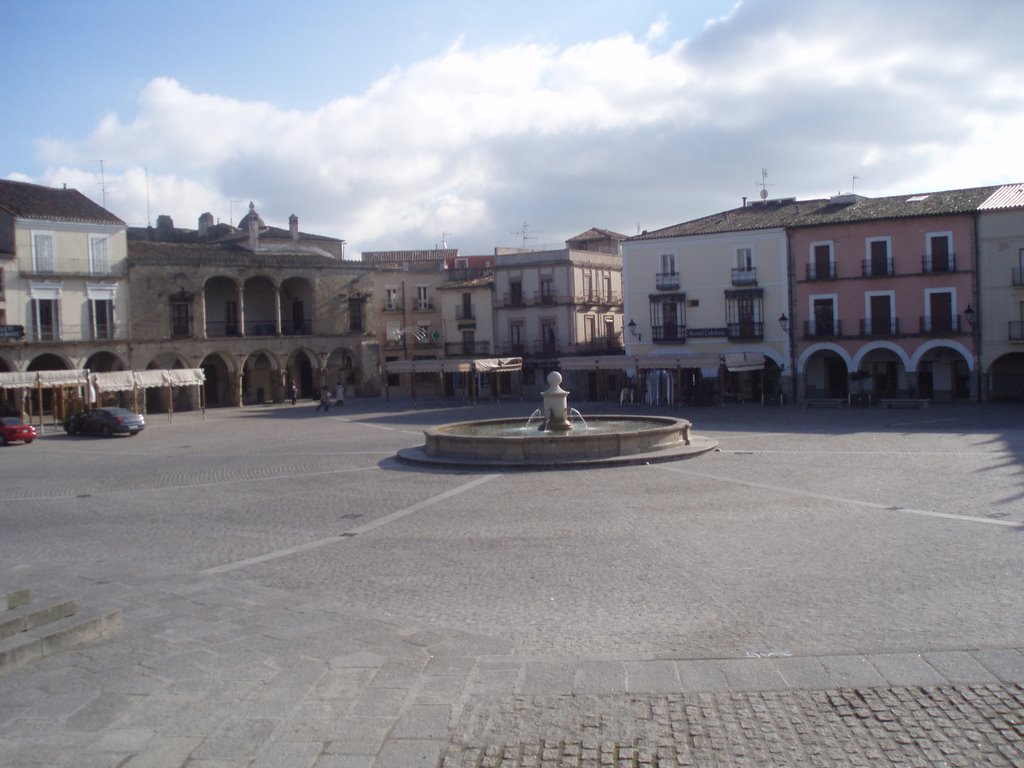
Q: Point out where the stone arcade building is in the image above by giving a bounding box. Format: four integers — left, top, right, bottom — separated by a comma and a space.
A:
127, 204, 380, 408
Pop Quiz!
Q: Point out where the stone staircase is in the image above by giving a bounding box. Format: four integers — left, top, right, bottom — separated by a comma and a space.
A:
0, 588, 123, 675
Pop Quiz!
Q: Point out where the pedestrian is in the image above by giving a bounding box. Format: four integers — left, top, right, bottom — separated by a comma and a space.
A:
335, 381, 345, 406
289, 379, 297, 405
315, 385, 330, 412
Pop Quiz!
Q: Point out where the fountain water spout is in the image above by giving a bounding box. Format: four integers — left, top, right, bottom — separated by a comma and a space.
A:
540, 371, 573, 432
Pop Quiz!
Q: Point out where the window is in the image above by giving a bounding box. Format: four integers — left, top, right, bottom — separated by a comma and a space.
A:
454, 257, 469, 269
809, 242, 835, 280
540, 320, 557, 353
509, 280, 523, 306
604, 275, 613, 301
866, 238, 892, 276
864, 292, 896, 335
459, 292, 473, 321
582, 272, 593, 300
584, 315, 596, 342
539, 277, 554, 304
348, 299, 364, 332
90, 299, 114, 339
509, 321, 524, 354
385, 287, 399, 311
810, 296, 838, 337
32, 298, 60, 341
926, 233, 953, 273
89, 234, 110, 275
732, 247, 757, 285
32, 232, 55, 273
604, 316, 615, 339
924, 290, 956, 334
725, 290, 763, 339
657, 254, 679, 290
171, 301, 191, 337
416, 285, 430, 310
649, 295, 685, 342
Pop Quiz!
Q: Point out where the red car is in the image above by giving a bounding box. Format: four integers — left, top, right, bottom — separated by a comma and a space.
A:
0, 416, 37, 445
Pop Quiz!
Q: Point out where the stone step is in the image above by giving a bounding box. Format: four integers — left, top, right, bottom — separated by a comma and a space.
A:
0, 609, 123, 676
0, 599, 78, 639
2, 589, 32, 611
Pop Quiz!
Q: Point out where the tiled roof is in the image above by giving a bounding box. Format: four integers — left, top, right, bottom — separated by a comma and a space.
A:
0, 180, 125, 225
628, 184, 1010, 241
567, 227, 628, 242
126, 240, 356, 269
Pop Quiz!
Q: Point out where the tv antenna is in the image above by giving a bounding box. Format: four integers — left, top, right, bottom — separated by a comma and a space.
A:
229, 200, 244, 227
440, 231, 453, 249
94, 160, 112, 208
511, 220, 540, 248
755, 167, 772, 202
851, 174, 862, 193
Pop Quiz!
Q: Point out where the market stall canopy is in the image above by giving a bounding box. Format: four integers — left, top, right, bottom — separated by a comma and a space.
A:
90, 369, 206, 393
0, 370, 89, 388
723, 352, 766, 372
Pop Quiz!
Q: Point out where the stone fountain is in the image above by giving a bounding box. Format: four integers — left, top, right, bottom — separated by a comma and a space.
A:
396, 371, 716, 470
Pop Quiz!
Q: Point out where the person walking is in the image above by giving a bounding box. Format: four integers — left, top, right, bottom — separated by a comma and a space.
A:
315, 385, 330, 412
335, 381, 345, 406
289, 380, 298, 405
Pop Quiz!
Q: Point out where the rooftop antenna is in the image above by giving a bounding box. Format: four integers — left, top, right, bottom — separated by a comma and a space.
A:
145, 167, 151, 227
441, 231, 452, 249
852, 174, 862, 193
756, 167, 772, 202
95, 160, 108, 208
511, 220, 540, 248
229, 200, 244, 227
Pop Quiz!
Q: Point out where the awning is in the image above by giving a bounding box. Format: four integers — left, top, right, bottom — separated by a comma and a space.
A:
91, 371, 137, 392
90, 369, 207, 392
0, 370, 90, 388
723, 352, 766, 372
559, 354, 722, 371
384, 358, 522, 374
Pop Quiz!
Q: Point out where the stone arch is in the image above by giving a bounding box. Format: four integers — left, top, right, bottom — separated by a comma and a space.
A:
83, 350, 128, 373
284, 348, 318, 400
144, 352, 199, 413
27, 353, 77, 418
281, 276, 315, 335
240, 349, 281, 404
204, 275, 241, 337
799, 346, 851, 400
855, 344, 910, 400
200, 351, 238, 407
242, 275, 278, 337
325, 346, 356, 390
987, 352, 1024, 401
909, 339, 974, 372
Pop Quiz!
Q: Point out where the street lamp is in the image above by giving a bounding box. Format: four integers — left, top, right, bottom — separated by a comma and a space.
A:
627, 319, 642, 342
778, 313, 789, 332
964, 304, 976, 330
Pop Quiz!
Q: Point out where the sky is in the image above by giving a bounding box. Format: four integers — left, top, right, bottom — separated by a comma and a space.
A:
3, 0, 1023, 256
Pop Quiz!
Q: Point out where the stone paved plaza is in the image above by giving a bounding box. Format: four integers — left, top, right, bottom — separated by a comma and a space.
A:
0, 398, 1022, 767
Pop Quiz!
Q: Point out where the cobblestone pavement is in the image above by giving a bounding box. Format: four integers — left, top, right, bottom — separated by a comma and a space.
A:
0, 400, 1022, 767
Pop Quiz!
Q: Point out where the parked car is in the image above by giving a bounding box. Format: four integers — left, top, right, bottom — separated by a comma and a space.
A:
64, 407, 145, 437
0, 416, 37, 445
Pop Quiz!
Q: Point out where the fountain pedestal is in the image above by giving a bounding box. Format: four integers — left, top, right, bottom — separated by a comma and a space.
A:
540, 371, 572, 431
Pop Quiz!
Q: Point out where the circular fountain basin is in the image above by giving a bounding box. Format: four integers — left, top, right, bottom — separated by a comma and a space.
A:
396, 415, 717, 469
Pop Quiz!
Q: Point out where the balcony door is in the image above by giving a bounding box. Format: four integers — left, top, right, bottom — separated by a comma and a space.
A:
661, 301, 679, 340
930, 235, 952, 272
870, 295, 892, 335
736, 294, 756, 337
870, 240, 889, 276
928, 292, 953, 333
813, 298, 835, 337
813, 244, 832, 279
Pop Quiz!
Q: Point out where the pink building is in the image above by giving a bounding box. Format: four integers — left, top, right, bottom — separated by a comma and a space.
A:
791, 188, 992, 403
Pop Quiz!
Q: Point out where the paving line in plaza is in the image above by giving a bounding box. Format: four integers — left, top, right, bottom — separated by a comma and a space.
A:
200, 473, 500, 575
660, 465, 1024, 529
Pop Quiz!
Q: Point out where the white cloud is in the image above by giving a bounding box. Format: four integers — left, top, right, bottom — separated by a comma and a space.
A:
30, 0, 1024, 254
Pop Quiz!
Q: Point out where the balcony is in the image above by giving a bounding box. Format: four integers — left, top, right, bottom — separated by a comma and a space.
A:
1010, 322, 1024, 341
413, 300, 434, 312
244, 320, 279, 336
565, 335, 625, 355
382, 301, 402, 312
727, 321, 764, 340
535, 291, 559, 306
455, 306, 476, 322
805, 262, 836, 280
531, 340, 561, 356
30, 323, 128, 342
656, 272, 680, 290
1013, 267, 1024, 287
503, 292, 528, 309
922, 253, 958, 273
651, 324, 686, 343
575, 291, 622, 306
919, 315, 963, 335
803, 319, 842, 338
862, 257, 894, 277
731, 267, 758, 286
20, 262, 127, 279
206, 321, 241, 337
859, 317, 901, 336
281, 318, 312, 335
444, 341, 490, 357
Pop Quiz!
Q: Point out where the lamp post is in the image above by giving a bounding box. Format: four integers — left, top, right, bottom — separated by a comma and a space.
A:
778, 313, 789, 332
627, 319, 641, 343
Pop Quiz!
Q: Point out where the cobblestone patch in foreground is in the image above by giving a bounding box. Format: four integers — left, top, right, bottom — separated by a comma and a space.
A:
443, 684, 1024, 767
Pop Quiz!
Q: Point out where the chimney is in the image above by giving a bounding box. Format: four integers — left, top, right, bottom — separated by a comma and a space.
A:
247, 202, 258, 250
289, 213, 299, 241
198, 212, 214, 240
156, 214, 174, 233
